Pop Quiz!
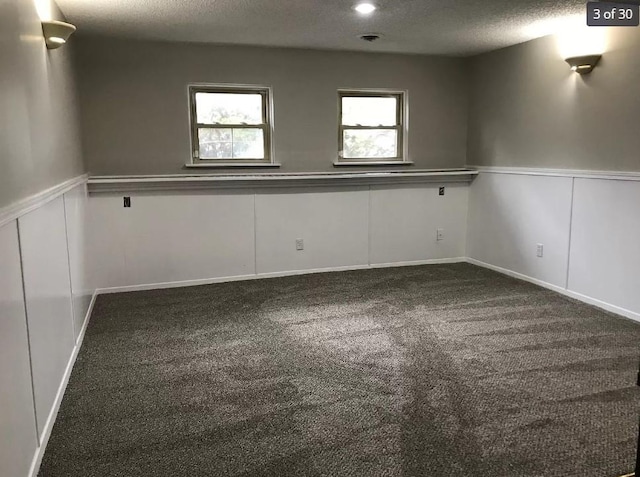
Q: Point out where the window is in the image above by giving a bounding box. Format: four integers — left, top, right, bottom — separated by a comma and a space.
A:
189, 85, 273, 165
338, 90, 406, 163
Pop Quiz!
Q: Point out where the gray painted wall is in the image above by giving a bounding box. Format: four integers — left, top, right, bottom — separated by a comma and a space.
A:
468, 28, 640, 172
74, 37, 468, 175
0, 0, 84, 209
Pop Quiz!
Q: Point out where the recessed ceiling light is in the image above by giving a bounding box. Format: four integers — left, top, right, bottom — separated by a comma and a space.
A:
355, 3, 376, 14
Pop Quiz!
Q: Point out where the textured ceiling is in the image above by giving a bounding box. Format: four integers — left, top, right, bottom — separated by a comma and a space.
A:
55, 0, 586, 56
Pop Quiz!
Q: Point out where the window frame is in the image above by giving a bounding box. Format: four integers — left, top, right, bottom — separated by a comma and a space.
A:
188, 84, 274, 165
337, 89, 408, 164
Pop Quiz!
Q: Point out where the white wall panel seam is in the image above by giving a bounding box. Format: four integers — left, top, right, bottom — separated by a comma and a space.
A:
253, 193, 258, 275
62, 196, 78, 340
564, 177, 575, 290
367, 185, 372, 266
15, 220, 41, 447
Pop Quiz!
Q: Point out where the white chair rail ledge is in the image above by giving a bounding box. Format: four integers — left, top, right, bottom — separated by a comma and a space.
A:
87, 169, 479, 193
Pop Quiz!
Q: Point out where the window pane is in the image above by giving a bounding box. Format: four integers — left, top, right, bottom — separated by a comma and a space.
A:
341, 96, 398, 126
196, 92, 263, 125
198, 128, 265, 159
342, 129, 398, 158
198, 128, 232, 159
232, 129, 264, 159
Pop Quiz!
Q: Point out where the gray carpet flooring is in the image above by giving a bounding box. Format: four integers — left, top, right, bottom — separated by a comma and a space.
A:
39, 263, 640, 477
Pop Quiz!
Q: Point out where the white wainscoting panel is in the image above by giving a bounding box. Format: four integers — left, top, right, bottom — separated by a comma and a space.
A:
0, 221, 38, 477
88, 184, 472, 290
90, 192, 256, 288
568, 178, 640, 316
255, 187, 370, 274
18, 197, 75, 439
370, 184, 468, 264
86, 195, 128, 290
466, 172, 573, 288
64, 184, 92, 340
124, 192, 256, 285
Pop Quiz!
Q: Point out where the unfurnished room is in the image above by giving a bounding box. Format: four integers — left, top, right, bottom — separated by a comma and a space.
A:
2, 1, 640, 476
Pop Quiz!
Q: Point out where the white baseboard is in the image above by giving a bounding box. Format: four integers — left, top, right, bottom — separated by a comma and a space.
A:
370, 257, 466, 269
464, 258, 568, 294
27, 291, 98, 477
558, 289, 640, 323
96, 273, 260, 294
95, 257, 640, 324
95, 258, 467, 295
465, 258, 640, 323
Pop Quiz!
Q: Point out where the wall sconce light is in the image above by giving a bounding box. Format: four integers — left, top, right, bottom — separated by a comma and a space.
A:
565, 55, 601, 74
41, 20, 76, 49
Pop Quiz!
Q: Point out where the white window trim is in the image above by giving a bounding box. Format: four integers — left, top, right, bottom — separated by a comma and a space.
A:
187, 83, 277, 167
336, 88, 410, 166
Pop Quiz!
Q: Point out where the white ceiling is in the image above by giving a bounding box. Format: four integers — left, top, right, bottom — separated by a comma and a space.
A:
56, 0, 586, 56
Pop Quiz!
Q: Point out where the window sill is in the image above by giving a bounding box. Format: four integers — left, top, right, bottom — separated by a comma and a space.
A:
333, 160, 414, 167
184, 162, 281, 169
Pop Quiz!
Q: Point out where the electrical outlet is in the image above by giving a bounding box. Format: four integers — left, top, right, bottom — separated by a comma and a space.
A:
536, 243, 544, 258
296, 238, 304, 251
436, 228, 444, 241
439, 187, 445, 196
123, 197, 131, 208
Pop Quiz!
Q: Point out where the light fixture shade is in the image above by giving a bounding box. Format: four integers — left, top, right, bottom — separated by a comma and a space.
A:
42, 20, 76, 49
564, 55, 601, 75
